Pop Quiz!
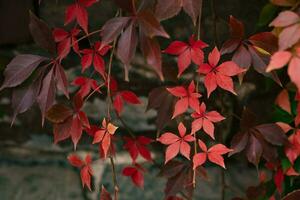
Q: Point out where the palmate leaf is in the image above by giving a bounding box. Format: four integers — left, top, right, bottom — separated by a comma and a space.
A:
147, 87, 176, 131
159, 160, 207, 199
155, 0, 202, 25
29, 11, 56, 55
0, 54, 48, 91
221, 16, 281, 85
230, 108, 288, 166
101, 7, 169, 81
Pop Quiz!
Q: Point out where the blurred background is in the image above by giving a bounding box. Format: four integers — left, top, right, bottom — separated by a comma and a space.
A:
0, 0, 284, 199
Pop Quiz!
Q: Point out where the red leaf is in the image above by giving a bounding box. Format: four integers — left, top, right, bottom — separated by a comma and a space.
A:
120, 91, 141, 104
199, 47, 244, 96
68, 154, 84, 167
266, 51, 291, 72
64, 1, 94, 34
163, 41, 188, 55
65, 4, 77, 25
100, 186, 112, 200
274, 168, 284, 193
122, 166, 144, 188
163, 35, 207, 77
167, 81, 201, 118
193, 152, 206, 169
80, 166, 92, 191
275, 89, 291, 114
270, 11, 300, 27
191, 102, 224, 139
113, 94, 123, 114
71, 115, 83, 149
288, 57, 300, 92
158, 122, 194, 163
72, 76, 99, 98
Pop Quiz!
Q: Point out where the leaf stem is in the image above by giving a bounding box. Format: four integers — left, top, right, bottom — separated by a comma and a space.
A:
109, 156, 119, 200
84, 82, 105, 102
192, 2, 203, 189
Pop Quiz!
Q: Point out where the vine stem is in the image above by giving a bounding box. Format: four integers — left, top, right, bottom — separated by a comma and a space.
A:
193, 0, 203, 189
84, 82, 105, 102
75, 29, 102, 44
105, 10, 121, 200
110, 156, 119, 200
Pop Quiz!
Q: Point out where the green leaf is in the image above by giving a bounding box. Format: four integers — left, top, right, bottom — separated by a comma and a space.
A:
282, 157, 292, 171
257, 3, 278, 28
272, 106, 294, 123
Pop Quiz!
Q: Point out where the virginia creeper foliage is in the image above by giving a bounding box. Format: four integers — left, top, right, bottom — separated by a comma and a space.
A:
2, 0, 300, 199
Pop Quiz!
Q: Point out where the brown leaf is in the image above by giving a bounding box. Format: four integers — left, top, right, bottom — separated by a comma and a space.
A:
29, 11, 56, 55
182, 0, 202, 25
46, 104, 73, 123
116, 21, 138, 81
240, 108, 257, 132
159, 161, 195, 199
101, 17, 131, 44
11, 73, 43, 125
255, 123, 287, 146
54, 64, 69, 98
221, 39, 241, 55
229, 132, 249, 156
138, 9, 170, 38
248, 46, 282, 86
147, 87, 176, 131
113, 0, 135, 13
248, 32, 278, 54
232, 45, 252, 69
139, 33, 164, 80
229, 15, 245, 39
155, 0, 182, 21
282, 189, 300, 200
53, 116, 73, 144
37, 67, 56, 124
246, 134, 263, 166
0, 54, 47, 91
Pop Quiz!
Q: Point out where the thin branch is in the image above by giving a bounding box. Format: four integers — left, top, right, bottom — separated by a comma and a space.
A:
110, 156, 119, 200
84, 82, 105, 103
193, 2, 203, 189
